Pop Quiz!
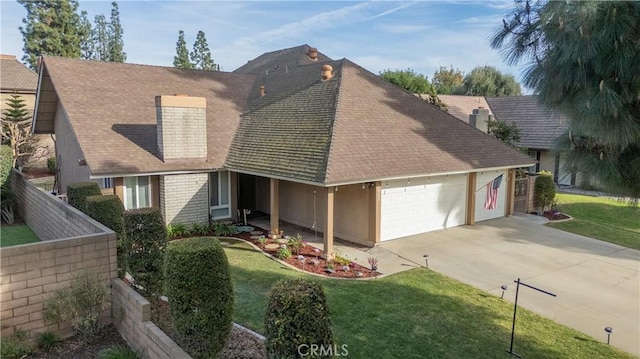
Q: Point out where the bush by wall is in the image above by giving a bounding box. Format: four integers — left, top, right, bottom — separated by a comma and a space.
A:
123, 208, 167, 299
264, 278, 334, 359
67, 182, 102, 212
87, 195, 125, 277
1, 145, 12, 190
47, 156, 56, 174
534, 172, 556, 212
165, 237, 233, 359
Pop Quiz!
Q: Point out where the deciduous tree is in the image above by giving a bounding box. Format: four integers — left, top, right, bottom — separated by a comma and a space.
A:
491, 0, 640, 198
432, 65, 464, 95
380, 68, 447, 110
454, 66, 521, 96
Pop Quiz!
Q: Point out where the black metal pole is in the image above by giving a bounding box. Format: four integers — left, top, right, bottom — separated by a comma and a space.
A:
507, 278, 522, 358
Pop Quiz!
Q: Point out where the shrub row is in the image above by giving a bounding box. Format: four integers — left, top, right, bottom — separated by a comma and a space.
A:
67, 182, 101, 212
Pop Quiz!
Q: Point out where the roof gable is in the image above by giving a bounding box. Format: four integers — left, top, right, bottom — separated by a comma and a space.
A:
0, 55, 37, 93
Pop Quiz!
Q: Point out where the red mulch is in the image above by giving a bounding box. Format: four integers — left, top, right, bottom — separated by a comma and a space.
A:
23, 167, 53, 179
232, 229, 380, 279
541, 211, 571, 221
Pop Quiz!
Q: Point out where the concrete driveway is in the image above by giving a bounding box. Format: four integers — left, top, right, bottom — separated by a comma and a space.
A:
371, 215, 640, 356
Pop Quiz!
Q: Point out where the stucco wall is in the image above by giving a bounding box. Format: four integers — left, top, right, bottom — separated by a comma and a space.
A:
159, 173, 209, 225
54, 105, 91, 193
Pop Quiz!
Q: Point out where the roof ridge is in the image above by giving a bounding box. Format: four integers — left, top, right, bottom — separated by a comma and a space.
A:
323, 60, 346, 183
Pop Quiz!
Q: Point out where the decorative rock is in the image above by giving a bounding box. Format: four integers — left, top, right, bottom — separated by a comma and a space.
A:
250, 231, 263, 235
264, 243, 280, 251
276, 238, 288, 244
250, 235, 262, 240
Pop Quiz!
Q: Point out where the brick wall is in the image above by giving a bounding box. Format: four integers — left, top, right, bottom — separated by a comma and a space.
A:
112, 279, 191, 359
155, 95, 207, 161
11, 169, 111, 241
0, 234, 116, 339
159, 173, 209, 225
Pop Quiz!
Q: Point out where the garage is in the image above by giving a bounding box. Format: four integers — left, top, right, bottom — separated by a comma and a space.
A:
474, 170, 507, 222
380, 174, 467, 241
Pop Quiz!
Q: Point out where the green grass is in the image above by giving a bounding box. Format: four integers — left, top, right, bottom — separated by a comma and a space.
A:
547, 193, 639, 250
224, 239, 634, 359
0, 224, 40, 247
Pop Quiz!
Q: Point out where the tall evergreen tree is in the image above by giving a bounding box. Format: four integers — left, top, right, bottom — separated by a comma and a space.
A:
173, 30, 194, 69
18, 0, 83, 70
454, 66, 521, 96
190, 30, 218, 71
92, 14, 109, 61
78, 10, 94, 60
107, 1, 126, 62
492, 0, 640, 198
1, 95, 39, 168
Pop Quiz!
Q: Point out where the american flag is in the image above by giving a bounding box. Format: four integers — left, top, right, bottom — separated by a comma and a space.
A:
484, 174, 503, 210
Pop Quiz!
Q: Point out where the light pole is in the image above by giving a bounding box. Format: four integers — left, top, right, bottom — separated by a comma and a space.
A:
604, 327, 613, 345
501, 285, 508, 299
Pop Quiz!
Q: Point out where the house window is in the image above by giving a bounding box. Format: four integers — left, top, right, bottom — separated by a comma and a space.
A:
210, 171, 230, 219
528, 151, 541, 173
123, 176, 151, 210
102, 178, 113, 189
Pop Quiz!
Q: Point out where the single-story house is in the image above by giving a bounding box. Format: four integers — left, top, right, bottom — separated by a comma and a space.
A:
438, 94, 576, 185
1, 54, 54, 168
32, 45, 534, 254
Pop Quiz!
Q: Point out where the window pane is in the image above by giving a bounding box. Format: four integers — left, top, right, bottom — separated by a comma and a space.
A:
210, 172, 219, 206
138, 177, 150, 208
212, 207, 229, 219
220, 171, 229, 205
124, 177, 136, 210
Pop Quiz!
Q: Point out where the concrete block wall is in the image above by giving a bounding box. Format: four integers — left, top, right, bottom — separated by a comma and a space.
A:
112, 279, 191, 359
0, 234, 117, 339
159, 173, 209, 225
11, 169, 113, 241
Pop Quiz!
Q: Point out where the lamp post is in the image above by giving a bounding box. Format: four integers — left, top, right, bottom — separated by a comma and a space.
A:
423, 254, 429, 269
604, 327, 613, 345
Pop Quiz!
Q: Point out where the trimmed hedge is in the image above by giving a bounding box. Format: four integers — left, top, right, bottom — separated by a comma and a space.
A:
86, 195, 125, 277
67, 182, 102, 212
123, 208, 167, 299
265, 278, 334, 359
165, 237, 233, 359
534, 173, 556, 212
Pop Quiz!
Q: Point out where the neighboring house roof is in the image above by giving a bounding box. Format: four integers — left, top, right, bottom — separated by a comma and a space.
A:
0, 54, 37, 93
486, 95, 569, 150
34, 46, 535, 184
437, 95, 491, 123
35, 56, 255, 175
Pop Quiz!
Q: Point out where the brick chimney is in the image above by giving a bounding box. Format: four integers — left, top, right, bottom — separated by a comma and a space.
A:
321, 64, 333, 81
308, 47, 318, 60
155, 95, 207, 161
468, 107, 491, 133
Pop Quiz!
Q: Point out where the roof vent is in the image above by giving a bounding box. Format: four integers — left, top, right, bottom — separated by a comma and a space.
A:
308, 47, 318, 60
321, 64, 333, 81
259, 85, 266, 97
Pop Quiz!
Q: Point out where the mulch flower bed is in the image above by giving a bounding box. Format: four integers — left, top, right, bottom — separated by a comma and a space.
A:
232, 228, 380, 279
541, 210, 571, 221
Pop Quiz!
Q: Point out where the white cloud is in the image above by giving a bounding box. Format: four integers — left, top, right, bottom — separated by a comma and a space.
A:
377, 24, 431, 34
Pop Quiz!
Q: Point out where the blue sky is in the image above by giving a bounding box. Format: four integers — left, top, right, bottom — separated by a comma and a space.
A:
0, 0, 523, 85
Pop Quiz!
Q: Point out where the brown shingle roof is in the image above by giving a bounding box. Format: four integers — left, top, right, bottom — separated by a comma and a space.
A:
38, 56, 254, 175
0, 55, 37, 93
486, 95, 569, 150
437, 95, 491, 123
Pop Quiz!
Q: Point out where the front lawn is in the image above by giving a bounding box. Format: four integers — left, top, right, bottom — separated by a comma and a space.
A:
224, 239, 633, 359
0, 224, 40, 247
548, 193, 639, 250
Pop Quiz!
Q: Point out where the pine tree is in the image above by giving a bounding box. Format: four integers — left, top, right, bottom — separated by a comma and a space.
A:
92, 14, 109, 61
173, 30, 194, 69
107, 1, 126, 62
190, 30, 217, 71
492, 1, 640, 198
78, 10, 94, 60
1, 95, 39, 168
18, 0, 83, 70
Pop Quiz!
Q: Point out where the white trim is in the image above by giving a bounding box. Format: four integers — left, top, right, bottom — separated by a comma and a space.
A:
31, 60, 45, 133
222, 168, 325, 187
209, 171, 231, 220
90, 168, 219, 180
123, 176, 152, 210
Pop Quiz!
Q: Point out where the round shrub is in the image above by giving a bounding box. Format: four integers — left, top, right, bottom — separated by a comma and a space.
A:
534, 173, 556, 212
165, 237, 234, 359
265, 278, 334, 359
87, 195, 125, 277
67, 182, 102, 212
123, 208, 167, 299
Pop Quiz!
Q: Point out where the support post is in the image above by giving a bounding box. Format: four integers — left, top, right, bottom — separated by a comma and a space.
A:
323, 187, 334, 258
270, 178, 279, 232
368, 181, 381, 245
466, 172, 477, 225
506, 169, 516, 216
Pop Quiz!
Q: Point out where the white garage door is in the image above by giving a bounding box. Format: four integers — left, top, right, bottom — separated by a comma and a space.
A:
474, 170, 507, 222
381, 174, 467, 241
